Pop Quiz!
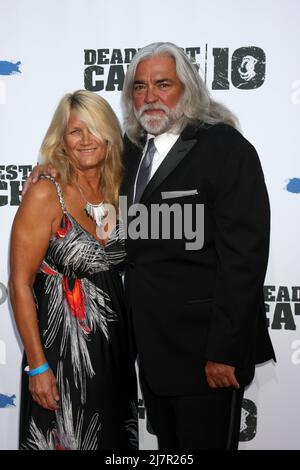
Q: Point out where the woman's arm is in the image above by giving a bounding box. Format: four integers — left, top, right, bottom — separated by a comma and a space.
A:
9, 179, 61, 410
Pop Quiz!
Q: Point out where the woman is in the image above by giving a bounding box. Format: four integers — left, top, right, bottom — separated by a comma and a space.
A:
9, 90, 138, 450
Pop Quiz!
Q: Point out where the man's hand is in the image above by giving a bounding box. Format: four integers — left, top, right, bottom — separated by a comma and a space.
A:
205, 360, 240, 389
22, 164, 57, 196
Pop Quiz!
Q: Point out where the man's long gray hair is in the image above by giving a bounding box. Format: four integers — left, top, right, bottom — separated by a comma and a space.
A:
122, 42, 239, 146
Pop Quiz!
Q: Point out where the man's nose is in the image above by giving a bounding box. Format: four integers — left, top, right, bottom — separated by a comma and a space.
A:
145, 85, 158, 103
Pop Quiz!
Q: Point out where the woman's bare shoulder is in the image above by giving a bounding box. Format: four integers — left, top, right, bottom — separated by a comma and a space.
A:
18, 178, 63, 219
22, 177, 61, 203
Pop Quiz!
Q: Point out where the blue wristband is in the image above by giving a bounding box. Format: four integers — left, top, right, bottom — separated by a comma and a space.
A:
25, 362, 49, 377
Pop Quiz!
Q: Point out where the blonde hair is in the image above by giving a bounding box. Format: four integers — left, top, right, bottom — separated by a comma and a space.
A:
40, 90, 123, 208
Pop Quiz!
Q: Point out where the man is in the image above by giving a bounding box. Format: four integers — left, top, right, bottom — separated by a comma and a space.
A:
120, 42, 275, 450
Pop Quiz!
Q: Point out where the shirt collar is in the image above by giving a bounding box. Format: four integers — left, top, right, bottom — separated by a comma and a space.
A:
146, 131, 180, 155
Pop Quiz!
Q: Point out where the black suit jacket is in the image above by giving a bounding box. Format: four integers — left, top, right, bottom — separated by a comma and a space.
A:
121, 122, 275, 396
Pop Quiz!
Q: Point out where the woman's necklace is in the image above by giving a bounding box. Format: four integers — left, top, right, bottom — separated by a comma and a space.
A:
76, 184, 108, 233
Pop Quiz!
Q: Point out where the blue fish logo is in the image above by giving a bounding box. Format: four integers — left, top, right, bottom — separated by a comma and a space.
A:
286, 178, 300, 194
0, 393, 16, 408
0, 61, 22, 76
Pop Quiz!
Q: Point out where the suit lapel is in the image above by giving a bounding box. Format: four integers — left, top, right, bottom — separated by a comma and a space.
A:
123, 123, 207, 205
141, 126, 199, 202
141, 137, 197, 202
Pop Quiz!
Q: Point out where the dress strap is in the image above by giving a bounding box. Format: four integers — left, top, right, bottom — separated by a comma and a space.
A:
39, 175, 67, 213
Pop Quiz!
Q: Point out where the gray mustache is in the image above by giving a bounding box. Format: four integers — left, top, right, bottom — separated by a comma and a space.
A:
138, 104, 169, 116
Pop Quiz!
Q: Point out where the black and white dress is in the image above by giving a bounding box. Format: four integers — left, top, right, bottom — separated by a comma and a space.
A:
19, 177, 138, 450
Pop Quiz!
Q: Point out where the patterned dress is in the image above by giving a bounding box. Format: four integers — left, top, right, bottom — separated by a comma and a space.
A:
19, 177, 138, 450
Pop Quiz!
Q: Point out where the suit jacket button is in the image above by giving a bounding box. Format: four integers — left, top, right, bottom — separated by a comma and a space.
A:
129, 262, 135, 269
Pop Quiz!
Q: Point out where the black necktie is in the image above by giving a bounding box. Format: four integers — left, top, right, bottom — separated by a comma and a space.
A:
134, 138, 156, 203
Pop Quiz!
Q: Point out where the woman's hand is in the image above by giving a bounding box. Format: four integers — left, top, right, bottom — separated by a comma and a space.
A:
29, 368, 60, 411
22, 164, 57, 196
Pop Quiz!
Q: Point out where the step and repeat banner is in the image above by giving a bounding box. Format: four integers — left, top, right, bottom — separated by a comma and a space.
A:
0, 0, 299, 450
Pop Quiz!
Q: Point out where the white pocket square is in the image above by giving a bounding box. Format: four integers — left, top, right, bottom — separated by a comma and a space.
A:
161, 190, 198, 200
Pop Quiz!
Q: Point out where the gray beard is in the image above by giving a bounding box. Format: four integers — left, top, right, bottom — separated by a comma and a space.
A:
134, 100, 184, 135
